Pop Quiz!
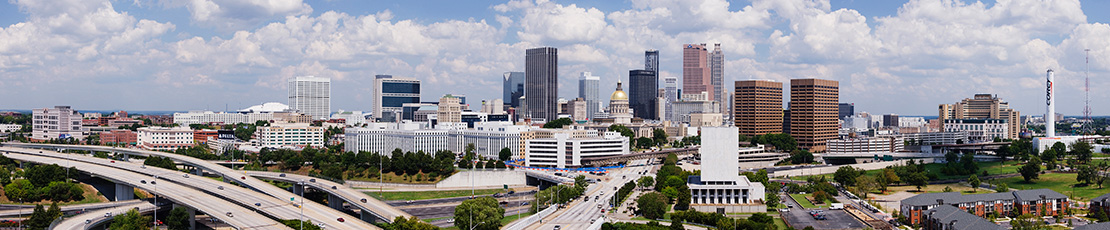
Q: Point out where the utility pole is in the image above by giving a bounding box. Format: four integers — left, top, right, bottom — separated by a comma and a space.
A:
1084, 48, 1093, 128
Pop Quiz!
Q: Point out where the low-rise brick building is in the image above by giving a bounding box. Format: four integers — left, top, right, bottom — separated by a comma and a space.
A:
921, 205, 1005, 230
100, 130, 137, 146
901, 189, 1068, 225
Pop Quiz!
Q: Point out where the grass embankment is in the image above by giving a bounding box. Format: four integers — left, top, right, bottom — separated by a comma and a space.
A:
364, 188, 505, 201
996, 173, 1110, 201
789, 161, 1023, 181
879, 183, 993, 195
788, 194, 832, 209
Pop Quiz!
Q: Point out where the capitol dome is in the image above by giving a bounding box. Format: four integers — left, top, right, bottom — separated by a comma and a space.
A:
610, 81, 628, 101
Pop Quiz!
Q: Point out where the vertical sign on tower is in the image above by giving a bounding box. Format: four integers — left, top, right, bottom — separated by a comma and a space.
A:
1046, 69, 1055, 138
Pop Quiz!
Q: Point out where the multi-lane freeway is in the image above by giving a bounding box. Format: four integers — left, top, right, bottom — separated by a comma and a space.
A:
4, 143, 407, 224
0, 147, 379, 230
0, 151, 290, 229
245, 170, 412, 222
530, 160, 652, 229
0, 200, 144, 218
53, 202, 158, 230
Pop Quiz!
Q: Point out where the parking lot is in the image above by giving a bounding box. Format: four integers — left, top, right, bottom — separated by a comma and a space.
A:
780, 193, 866, 229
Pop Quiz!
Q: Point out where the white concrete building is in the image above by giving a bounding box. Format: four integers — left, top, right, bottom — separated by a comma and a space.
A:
32, 106, 84, 141
672, 92, 720, 124
288, 76, 331, 120
345, 123, 451, 156
899, 132, 969, 145
827, 137, 904, 153
0, 124, 21, 132
255, 123, 324, 149
173, 111, 275, 126
943, 119, 1008, 143
137, 127, 194, 151
451, 122, 528, 159
329, 110, 366, 126
899, 117, 928, 128
688, 127, 766, 213
524, 131, 628, 168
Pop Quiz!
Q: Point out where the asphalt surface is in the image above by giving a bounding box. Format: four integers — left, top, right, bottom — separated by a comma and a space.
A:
779, 190, 866, 230
3, 146, 380, 230
530, 163, 649, 230
4, 143, 390, 229
54, 202, 158, 230
0, 151, 290, 230
385, 190, 537, 207
246, 170, 412, 222
0, 200, 144, 217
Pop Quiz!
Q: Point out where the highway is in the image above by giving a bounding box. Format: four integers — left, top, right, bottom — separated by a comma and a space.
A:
0, 200, 143, 218
3, 143, 404, 224
53, 202, 157, 230
245, 170, 412, 221
0, 147, 379, 230
529, 161, 650, 230
0, 151, 290, 229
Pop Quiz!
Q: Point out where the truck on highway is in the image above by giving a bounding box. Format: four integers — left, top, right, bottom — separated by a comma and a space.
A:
830, 203, 844, 210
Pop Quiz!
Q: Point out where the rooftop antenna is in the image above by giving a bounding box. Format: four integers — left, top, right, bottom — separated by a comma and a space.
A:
1083, 49, 1092, 126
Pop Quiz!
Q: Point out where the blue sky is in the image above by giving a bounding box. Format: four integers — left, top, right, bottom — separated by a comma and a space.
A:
0, 0, 1108, 117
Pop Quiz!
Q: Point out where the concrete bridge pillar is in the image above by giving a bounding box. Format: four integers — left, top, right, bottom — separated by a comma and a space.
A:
327, 194, 344, 210
192, 167, 203, 176
291, 184, 305, 196
114, 183, 134, 201
172, 203, 197, 230
360, 209, 382, 223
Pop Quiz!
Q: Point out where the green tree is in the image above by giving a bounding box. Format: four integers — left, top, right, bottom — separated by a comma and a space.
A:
4, 179, 35, 201
756, 133, 796, 151
1072, 141, 1094, 163
765, 189, 780, 209
969, 174, 981, 192
498, 147, 512, 161
637, 192, 668, 220
575, 175, 588, 188
384, 216, 439, 230
875, 168, 899, 192
453, 196, 505, 230
636, 137, 654, 149
661, 187, 679, 202
638, 176, 654, 191
1095, 161, 1110, 189
166, 207, 192, 230
1020, 158, 1042, 182
1051, 142, 1068, 159
25, 164, 68, 187
25, 204, 56, 230
833, 166, 861, 186
995, 182, 1009, 192
109, 209, 152, 230
855, 175, 876, 199
652, 129, 668, 147
608, 124, 635, 138
904, 172, 928, 191
542, 118, 574, 129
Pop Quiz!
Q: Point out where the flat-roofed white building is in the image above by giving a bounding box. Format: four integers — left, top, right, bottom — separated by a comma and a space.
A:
0, 124, 21, 132
138, 127, 194, 151
899, 132, 969, 145
255, 123, 324, 148
344, 122, 451, 156
688, 126, 767, 213
450, 122, 528, 160
173, 111, 275, 126
32, 106, 84, 141
944, 119, 1008, 143
524, 131, 628, 168
827, 137, 904, 153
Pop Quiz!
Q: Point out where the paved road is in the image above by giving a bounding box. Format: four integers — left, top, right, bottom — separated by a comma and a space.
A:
53, 202, 157, 230
0, 200, 144, 218
0, 151, 289, 230
0, 147, 380, 230
529, 163, 651, 230
385, 191, 537, 207
245, 170, 412, 222
779, 190, 866, 230
3, 143, 397, 227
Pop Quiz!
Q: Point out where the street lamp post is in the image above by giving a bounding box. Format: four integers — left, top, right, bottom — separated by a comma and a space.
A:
299, 179, 305, 230
152, 176, 158, 230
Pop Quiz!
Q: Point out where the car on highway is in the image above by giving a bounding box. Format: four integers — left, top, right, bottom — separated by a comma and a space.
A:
331, 186, 337, 189
336, 217, 345, 222
141, 180, 147, 184
255, 203, 261, 206
508, 190, 515, 195
105, 212, 111, 217
309, 179, 316, 182
217, 186, 223, 190
182, 174, 189, 178
554, 225, 561, 230
225, 212, 234, 217
85, 219, 91, 224
360, 198, 367, 203
279, 173, 286, 177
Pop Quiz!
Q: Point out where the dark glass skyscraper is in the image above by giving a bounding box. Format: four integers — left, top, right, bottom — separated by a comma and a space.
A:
503, 72, 525, 108
526, 47, 558, 121
838, 103, 854, 120
629, 69, 657, 120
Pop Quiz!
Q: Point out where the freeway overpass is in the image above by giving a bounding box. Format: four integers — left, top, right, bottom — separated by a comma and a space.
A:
0, 151, 289, 229
0, 200, 144, 218
244, 171, 412, 223
52, 201, 160, 230
579, 147, 699, 167
3, 142, 407, 224
0, 147, 379, 230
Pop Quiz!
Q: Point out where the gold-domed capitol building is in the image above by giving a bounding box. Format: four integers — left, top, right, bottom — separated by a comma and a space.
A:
609, 81, 632, 124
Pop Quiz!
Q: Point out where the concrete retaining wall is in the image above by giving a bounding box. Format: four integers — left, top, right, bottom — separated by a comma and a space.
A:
771, 159, 936, 178
436, 169, 525, 188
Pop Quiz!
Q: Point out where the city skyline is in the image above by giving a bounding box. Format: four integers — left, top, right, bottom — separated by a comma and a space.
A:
1, 0, 1110, 117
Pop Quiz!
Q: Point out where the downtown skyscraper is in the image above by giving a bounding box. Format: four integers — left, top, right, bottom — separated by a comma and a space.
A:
373, 75, 421, 122
629, 69, 657, 120
664, 76, 678, 121
710, 44, 725, 117
789, 79, 839, 152
734, 80, 783, 137
683, 44, 712, 102
503, 72, 524, 108
526, 47, 558, 122
288, 76, 331, 120
578, 72, 599, 120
